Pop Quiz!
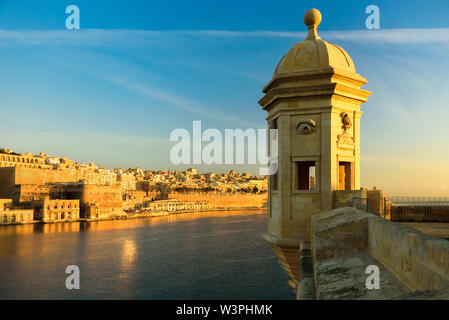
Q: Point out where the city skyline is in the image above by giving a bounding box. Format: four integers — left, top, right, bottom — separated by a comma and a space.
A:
0, 0, 448, 196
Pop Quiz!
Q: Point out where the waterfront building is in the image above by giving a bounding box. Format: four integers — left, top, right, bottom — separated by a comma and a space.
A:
32, 199, 80, 222
63, 184, 124, 219
0, 199, 34, 225
13, 184, 51, 203
148, 200, 210, 212
123, 190, 157, 210
0, 146, 267, 223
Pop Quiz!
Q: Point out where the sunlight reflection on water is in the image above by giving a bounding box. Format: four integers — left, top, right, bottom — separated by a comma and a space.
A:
0, 210, 293, 300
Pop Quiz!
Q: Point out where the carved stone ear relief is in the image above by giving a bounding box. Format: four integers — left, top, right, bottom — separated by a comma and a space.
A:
296, 119, 317, 135
340, 112, 352, 131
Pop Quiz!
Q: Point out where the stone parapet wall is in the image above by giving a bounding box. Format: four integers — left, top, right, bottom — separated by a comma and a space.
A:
309, 207, 449, 299
369, 216, 449, 292
333, 190, 366, 209
311, 207, 371, 262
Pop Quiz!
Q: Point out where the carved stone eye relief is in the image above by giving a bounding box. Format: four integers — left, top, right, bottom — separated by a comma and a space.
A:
296, 120, 317, 135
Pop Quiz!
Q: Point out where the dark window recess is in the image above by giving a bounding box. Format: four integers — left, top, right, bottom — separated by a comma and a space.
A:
297, 161, 316, 190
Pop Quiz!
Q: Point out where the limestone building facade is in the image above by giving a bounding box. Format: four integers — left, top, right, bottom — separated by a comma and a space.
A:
13, 184, 51, 203
63, 184, 124, 219
148, 200, 210, 212
32, 199, 80, 222
0, 151, 48, 169
0, 199, 34, 225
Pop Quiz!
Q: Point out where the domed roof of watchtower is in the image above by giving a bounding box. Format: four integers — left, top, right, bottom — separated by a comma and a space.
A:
273, 8, 356, 78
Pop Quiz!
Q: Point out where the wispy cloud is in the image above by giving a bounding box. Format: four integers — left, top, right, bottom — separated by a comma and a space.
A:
0, 28, 448, 47
174, 29, 449, 44
322, 28, 449, 44
102, 75, 257, 127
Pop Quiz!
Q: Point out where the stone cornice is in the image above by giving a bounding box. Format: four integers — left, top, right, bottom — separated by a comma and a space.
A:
262, 67, 368, 94
262, 67, 335, 93
259, 83, 336, 109
266, 106, 333, 121
260, 66, 371, 111
259, 82, 371, 111
333, 83, 372, 102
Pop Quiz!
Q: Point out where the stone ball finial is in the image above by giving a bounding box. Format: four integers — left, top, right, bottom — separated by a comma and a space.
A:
304, 8, 322, 27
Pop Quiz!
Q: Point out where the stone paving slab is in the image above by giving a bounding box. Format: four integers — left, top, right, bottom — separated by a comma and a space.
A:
315, 252, 411, 300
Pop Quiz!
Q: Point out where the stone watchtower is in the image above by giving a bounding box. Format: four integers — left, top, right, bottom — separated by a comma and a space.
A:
259, 9, 371, 291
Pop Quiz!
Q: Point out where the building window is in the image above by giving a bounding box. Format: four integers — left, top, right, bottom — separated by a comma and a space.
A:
11, 215, 16, 223
296, 161, 316, 190
3, 215, 7, 223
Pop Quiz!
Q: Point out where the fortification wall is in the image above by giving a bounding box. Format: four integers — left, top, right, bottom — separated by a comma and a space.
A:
168, 194, 267, 210
309, 207, 449, 300
0, 167, 78, 187
369, 216, 449, 292
14, 167, 77, 185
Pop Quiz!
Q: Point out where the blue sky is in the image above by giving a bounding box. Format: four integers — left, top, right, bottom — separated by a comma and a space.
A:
0, 0, 448, 196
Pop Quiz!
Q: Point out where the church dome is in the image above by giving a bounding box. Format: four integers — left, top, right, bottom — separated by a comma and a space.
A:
273, 9, 356, 78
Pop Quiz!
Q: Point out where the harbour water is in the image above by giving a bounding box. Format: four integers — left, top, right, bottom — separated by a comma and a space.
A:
0, 210, 293, 299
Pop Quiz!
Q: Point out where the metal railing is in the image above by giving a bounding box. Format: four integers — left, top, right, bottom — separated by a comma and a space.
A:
387, 197, 449, 206
386, 197, 449, 222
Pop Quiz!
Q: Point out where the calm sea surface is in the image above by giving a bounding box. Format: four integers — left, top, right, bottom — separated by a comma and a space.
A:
0, 210, 293, 300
